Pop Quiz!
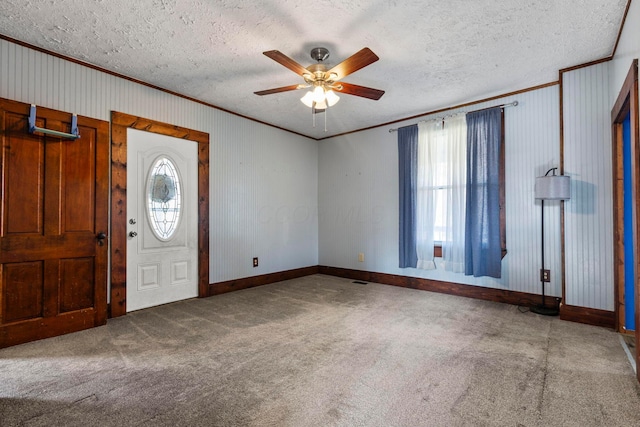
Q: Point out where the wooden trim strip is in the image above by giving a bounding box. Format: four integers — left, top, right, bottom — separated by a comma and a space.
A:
317, 82, 559, 140
610, 59, 639, 381
111, 112, 209, 142
318, 266, 560, 310
559, 62, 567, 319
612, 59, 638, 123
209, 266, 320, 296
559, 57, 613, 75
0, 34, 312, 141
611, 0, 633, 59
559, 304, 615, 329
0, 34, 560, 142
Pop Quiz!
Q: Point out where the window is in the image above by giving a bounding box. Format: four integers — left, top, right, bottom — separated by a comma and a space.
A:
147, 156, 182, 240
398, 107, 505, 278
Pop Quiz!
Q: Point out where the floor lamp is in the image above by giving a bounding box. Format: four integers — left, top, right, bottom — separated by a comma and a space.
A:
532, 167, 571, 316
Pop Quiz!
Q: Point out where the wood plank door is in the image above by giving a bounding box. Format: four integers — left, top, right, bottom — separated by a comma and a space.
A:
0, 99, 109, 348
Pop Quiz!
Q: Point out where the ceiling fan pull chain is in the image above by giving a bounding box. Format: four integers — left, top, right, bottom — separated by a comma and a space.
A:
325, 109, 328, 132
312, 105, 316, 128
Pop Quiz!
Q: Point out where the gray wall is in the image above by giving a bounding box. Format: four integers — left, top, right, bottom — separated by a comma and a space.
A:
318, 87, 564, 297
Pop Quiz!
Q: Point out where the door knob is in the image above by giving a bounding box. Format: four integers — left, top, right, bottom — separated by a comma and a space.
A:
129, 231, 138, 238
96, 232, 107, 246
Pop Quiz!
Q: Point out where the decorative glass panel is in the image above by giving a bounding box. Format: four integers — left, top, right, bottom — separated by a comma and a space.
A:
146, 156, 182, 240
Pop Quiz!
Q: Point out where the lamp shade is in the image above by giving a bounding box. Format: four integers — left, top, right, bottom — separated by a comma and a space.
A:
325, 90, 340, 107
300, 91, 314, 108
535, 175, 571, 200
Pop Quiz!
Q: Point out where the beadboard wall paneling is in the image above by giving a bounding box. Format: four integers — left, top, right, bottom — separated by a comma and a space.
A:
0, 38, 319, 284
506, 87, 563, 297
210, 113, 319, 281
563, 61, 614, 310
318, 85, 562, 297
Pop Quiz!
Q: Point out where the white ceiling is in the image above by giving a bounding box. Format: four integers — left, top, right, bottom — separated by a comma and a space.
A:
0, 0, 629, 139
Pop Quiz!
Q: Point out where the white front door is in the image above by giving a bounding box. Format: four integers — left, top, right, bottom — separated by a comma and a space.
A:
126, 128, 198, 312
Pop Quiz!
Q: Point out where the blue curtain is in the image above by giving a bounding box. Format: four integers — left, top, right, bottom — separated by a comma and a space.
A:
465, 108, 502, 278
398, 125, 418, 268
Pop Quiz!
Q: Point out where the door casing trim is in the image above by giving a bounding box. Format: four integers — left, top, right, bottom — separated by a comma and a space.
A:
110, 112, 209, 317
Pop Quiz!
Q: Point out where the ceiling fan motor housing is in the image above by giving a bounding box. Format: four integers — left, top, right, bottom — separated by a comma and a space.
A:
310, 47, 330, 62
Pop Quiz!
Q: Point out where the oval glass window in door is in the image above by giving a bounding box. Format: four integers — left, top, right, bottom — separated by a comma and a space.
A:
146, 156, 182, 240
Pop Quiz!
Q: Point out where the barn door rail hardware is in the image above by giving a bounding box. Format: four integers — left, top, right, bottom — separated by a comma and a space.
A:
28, 104, 80, 140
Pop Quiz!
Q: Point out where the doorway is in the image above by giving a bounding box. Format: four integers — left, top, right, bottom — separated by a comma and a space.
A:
612, 59, 639, 381
622, 112, 636, 332
110, 112, 209, 317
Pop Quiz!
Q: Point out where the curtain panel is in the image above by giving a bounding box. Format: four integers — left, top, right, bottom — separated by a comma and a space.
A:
416, 121, 439, 270
439, 115, 467, 273
464, 107, 503, 278
398, 125, 418, 268
416, 116, 467, 272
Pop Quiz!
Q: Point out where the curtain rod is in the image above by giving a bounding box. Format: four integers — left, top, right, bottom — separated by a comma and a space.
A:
388, 101, 518, 133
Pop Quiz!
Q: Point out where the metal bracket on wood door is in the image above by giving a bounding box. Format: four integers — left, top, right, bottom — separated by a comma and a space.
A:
28, 104, 80, 140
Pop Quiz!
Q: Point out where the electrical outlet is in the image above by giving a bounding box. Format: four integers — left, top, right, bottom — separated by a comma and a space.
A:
358, 252, 364, 262
253, 257, 259, 268
541, 269, 550, 282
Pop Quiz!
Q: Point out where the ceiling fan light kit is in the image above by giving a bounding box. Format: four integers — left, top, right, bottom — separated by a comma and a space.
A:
255, 47, 385, 130
300, 86, 340, 109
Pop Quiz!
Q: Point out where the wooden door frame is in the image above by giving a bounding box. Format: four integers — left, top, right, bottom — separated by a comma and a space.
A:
611, 59, 639, 380
110, 112, 209, 318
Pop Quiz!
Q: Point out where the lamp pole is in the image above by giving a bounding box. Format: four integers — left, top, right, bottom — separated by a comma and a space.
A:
531, 167, 561, 316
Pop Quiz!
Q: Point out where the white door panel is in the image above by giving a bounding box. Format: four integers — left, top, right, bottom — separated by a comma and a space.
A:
126, 128, 198, 312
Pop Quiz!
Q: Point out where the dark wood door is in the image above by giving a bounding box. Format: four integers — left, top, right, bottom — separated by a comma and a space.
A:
0, 99, 109, 348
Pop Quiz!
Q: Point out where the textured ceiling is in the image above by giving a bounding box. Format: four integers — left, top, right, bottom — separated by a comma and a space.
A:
0, 0, 629, 139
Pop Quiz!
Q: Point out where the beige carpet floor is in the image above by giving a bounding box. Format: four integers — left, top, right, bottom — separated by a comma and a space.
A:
1, 274, 639, 426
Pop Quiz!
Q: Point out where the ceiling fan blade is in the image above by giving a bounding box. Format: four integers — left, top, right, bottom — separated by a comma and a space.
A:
326, 48, 379, 81
254, 84, 304, 96
263, 50, 310, 77
335, 82, 385, 100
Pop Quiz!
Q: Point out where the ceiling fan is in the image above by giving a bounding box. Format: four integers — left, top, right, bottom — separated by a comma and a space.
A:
254, 47, 385, 110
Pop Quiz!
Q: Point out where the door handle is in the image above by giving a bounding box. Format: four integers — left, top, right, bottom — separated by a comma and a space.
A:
129, 231, 138, 238
96, 232, 107, 246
